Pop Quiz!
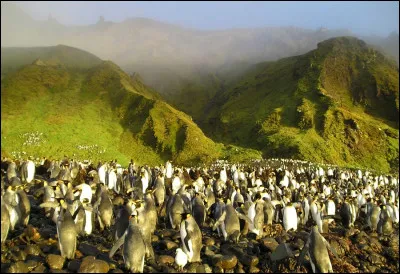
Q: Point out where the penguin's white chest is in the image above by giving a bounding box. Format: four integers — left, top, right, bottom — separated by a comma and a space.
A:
26, 161, 35, 183
283, 206, 297, 231
84, 210, 92, 235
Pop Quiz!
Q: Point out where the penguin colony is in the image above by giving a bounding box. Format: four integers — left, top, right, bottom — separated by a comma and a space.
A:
1, 156, 399, 273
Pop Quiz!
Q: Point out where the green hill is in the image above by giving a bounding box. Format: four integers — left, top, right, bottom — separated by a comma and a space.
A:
1, 47, 232, 166
203, 37, 399, 173
1, 45, 103, 77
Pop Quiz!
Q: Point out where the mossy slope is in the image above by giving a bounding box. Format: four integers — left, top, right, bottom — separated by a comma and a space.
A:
205, 37, 399, 173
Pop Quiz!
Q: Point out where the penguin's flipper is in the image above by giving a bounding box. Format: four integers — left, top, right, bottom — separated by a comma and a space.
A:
322, 237, 339, 258
297, 237, 310, 266
236, 210, 253, 224
109, 232, 126, 258
39, 201, 60, 208
213, 211, 226, 231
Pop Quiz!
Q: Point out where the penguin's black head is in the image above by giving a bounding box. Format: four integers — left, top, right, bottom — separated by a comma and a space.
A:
255, 192, 262, 201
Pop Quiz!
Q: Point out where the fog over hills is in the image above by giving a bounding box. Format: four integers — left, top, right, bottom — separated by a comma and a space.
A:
2, 3, 398, 99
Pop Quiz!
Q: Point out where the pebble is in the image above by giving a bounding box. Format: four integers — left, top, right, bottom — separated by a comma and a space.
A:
261, 237, 279, 252
78, 243, 100, 256
31, 264, 47, 273
204, 237, 215, 246
46, 254, 65, 270
157, 255, 175, 265
7, 262, 30, 273
78, 256, 110, 273
25, 260, 39, 271
68, 259, 81, 272
160, 239, 178, 250
215, 254, 238, 270
25, 244, 42, 256
151, 235, 159, 242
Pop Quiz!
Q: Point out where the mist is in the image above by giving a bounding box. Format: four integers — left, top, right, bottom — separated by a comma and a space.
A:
1, 2, 399, 96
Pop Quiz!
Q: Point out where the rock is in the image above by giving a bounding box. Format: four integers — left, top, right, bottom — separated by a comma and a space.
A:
10, 247, 27, 261
68, 260, 81, 272
204, 246, 216, 257
157, 255, 175, 265
7, 262, 29, 273
186, 263, 199, 273
270, 243, 294, 261
160, 240, 178, 250
31, 264, 47, 273
215, 254, 238, 270
159, 229, 175, 238
151, 235, 159, 242
75, 250, 84, 259
25, 244, 42, 256
78, 243, 100, 256
110, 269, 124, 273
46, 254, 65, 270
249, 265, 260, 273
78, 256, 110, 273
50, 270, 68, 273
261, 237, 279, 252
213, 265, 224, 273
220, 244, 259, 266
25, 260, 39, 271
204, 237, 215, 246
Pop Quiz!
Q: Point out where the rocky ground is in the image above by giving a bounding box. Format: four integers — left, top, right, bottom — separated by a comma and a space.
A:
1, 185, 399, 273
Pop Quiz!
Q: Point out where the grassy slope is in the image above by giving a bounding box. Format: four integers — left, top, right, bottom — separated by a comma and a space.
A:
205, 37, 399, 173
1, 45, 103, 76
1, 54, 227, 166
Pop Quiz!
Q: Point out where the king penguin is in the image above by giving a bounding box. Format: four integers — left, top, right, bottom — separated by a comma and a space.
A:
191, 192, 206, 228
299, 225, 337, 273
1, 199, 10, 243
57, 200, 77, 259
180, 213, 202, 263
109, 214, 147, 272
283, 202, 298, 232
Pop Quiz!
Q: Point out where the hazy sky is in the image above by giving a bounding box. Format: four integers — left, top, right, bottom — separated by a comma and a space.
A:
8, 1, 400, 36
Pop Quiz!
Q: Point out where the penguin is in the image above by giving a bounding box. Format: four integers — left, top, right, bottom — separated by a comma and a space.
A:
340, 199, 353, 229
3, 186, 21, 230
180, 213, 202, 263
213, 200, 251, 243
310, 197, 324, 232
263, 198, 275, 225
377, 205, 393, 236
108, 166, 118, 193
301, 195, 310, 226
113, 204, 132, 241
175, 247, 188, 271
368, 203, 381, 232
168, 193, 185, 230
109, 214, 147, 273
57, 200, 77, 259
191, 193, 206, 228
204, 184, 215, 211
136, 193, 157, 260
16, 186, 30, 226
153, 173, 165, 207
75, 181, 93, 204
6, 161, 17, 183
172, 172, 181, 195
1, 199, 10, 243
247, 193, 264, 237
299, 225, 338, 273
98, 163, 107, 185
93, 189, 114, 231
283, 202, 298, 232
